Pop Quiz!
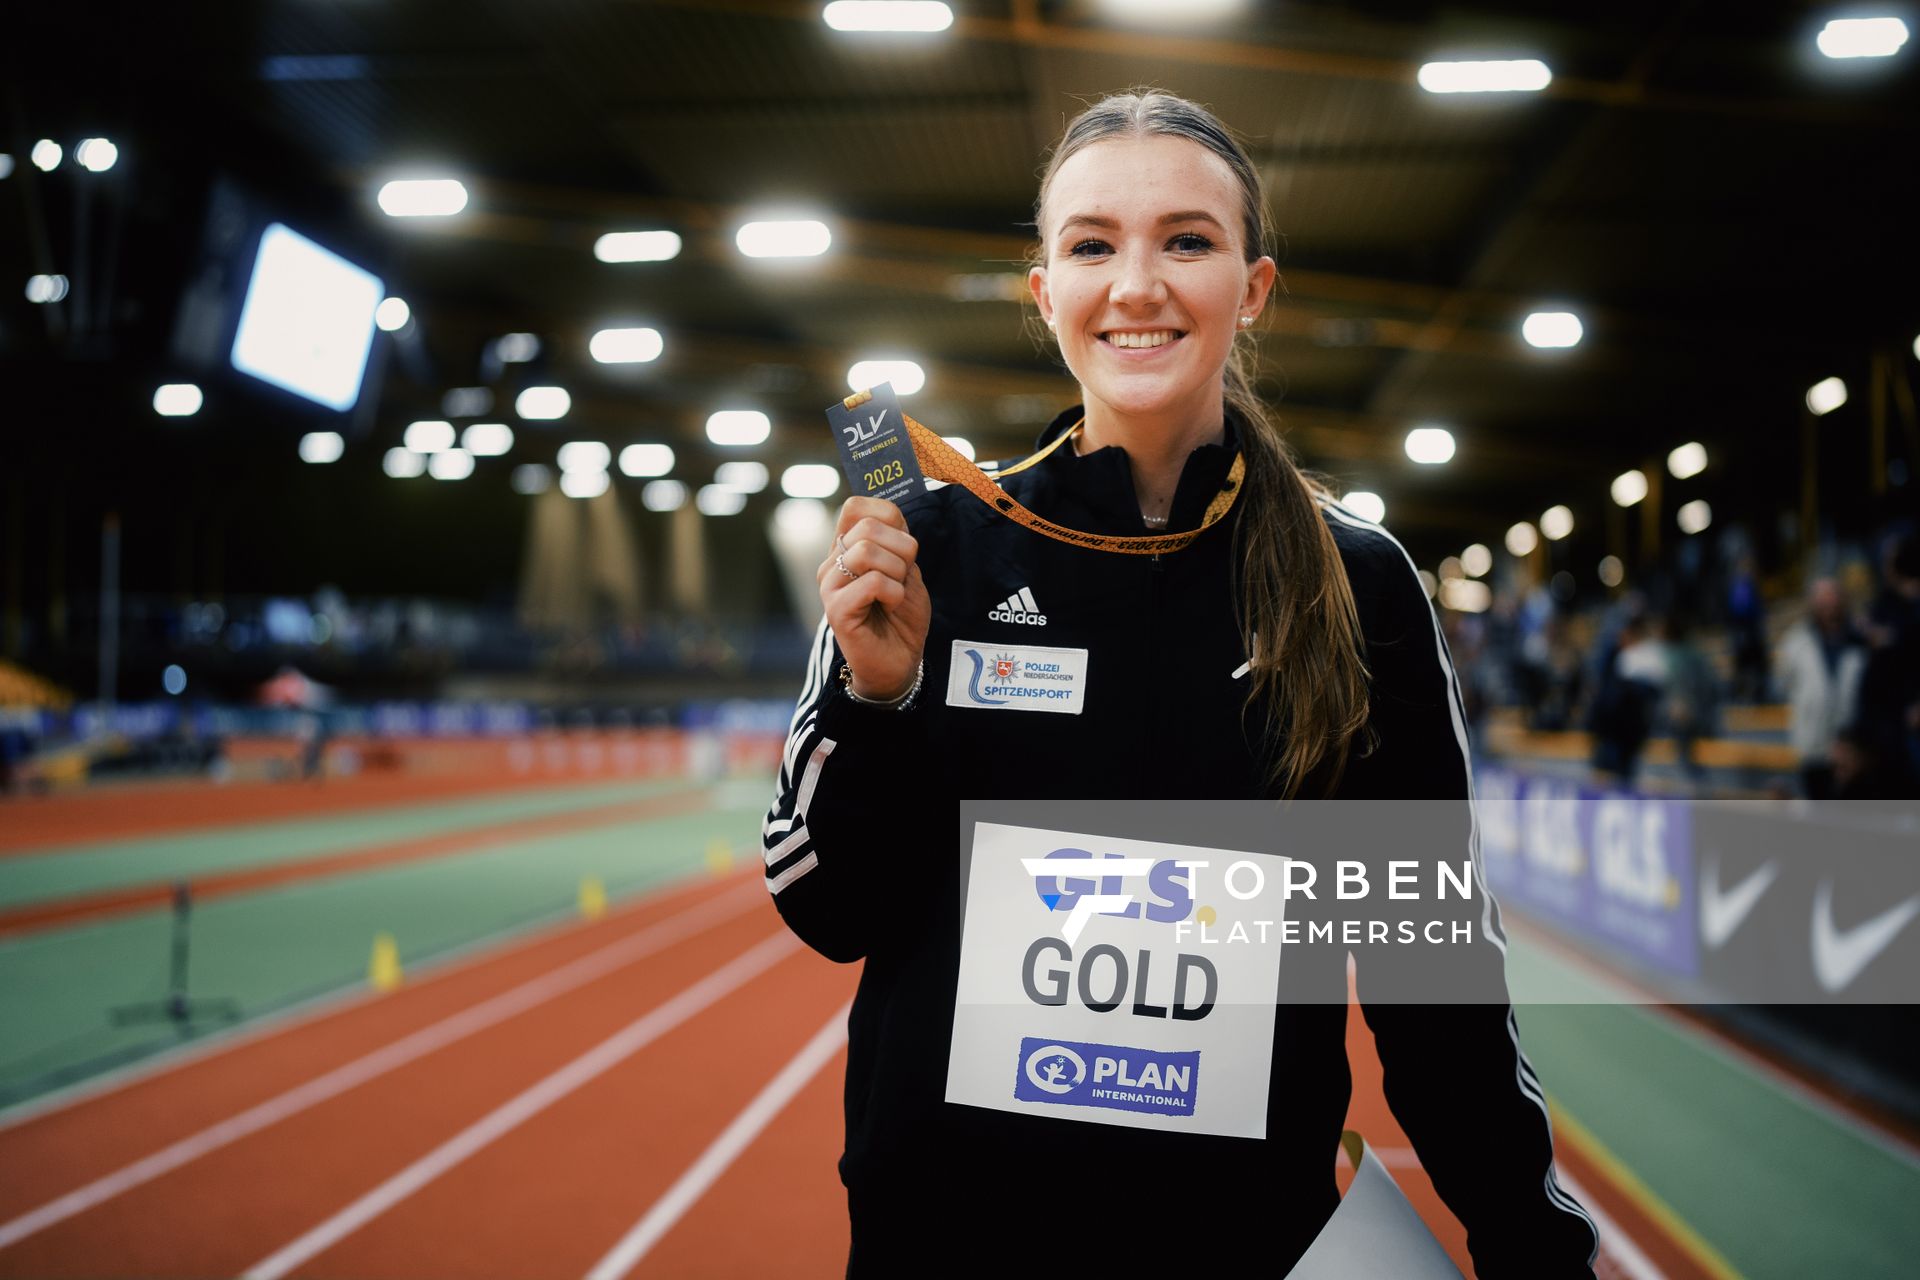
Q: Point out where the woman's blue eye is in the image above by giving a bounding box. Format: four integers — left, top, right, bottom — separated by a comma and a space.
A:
1068, 239, 1110, 257
1171, 233, 1214, 252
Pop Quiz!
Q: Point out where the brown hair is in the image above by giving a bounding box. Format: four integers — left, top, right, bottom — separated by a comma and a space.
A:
1031, 89, 1371, 796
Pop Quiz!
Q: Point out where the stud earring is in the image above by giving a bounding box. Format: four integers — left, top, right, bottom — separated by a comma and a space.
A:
1238, 315, 1254, 328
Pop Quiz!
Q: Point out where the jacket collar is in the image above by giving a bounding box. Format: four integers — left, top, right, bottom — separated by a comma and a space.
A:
1029, 404, 1243, 534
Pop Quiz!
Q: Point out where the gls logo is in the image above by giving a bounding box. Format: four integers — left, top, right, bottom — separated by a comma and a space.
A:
1023, 848, 1196, 943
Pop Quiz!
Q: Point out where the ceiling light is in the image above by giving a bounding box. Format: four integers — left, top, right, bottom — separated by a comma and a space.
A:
1439, 578, 1492, 613
847, 359, 925, 396
1461, 543, 1493, 577
153, 383, 203, 417
1505, 522, 1538, 556
1404, 426, 1455, 464
589, 326, 663, 364
1610, 469, 1649, 507
1522, 311, 1583, 348
75, 138, 118, 172
0, 154, 14, 180
24, 274, 69, 304
1417, 59, 1552, 94
707, 409, 771, 446
30, 139, 61, 171
1677, 500, 1712, 535
557, 441, 611, 474
374, 297, 411, 331
942, 436, 976, 461
403, 420, 455, 453
642, 479, 688, 512
1540, 505, 1574, 540
516, 386, 570, 420
775, 497, 833, 534
560, 469, 609, 500
1817, 17, 1909, 59
1342, 491, 1385, 524
1439, 556, 1464, 580
822, 1, 954, 31
463, 423, 514, 456
1806, 376, 1847, 416
735, 219, 831, 258
697, 485, 748, 516
376, 178, 468, 217
1598, 555, 1625, 588
511, 463, 551, 495
428, 448, 474, 481
1667, 441, 1707, 479
593, 230, 682, 263
619, 443, 675, 477
383, 447, 426, 478
495, 333, 540, 363
715, 460, 770, 493
298, 432, 344, 464
781, 464, 841, 498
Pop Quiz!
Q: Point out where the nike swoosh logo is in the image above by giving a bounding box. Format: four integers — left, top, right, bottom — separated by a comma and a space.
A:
1811, 880, 1920, 993
1699, 854, 1779, 949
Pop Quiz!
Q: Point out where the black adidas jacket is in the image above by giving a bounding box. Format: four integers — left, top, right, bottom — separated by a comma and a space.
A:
763, 406, 1599, 1277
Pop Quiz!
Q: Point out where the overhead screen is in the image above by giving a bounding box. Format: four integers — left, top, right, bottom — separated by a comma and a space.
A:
229, 222, 383, 412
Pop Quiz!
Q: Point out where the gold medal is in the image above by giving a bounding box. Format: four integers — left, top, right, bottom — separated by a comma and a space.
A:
841, 389, 1244, 556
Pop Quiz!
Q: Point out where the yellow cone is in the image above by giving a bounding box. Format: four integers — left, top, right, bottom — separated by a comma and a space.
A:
368, 933, 403, 992
579, 875, 608, 920
706, 838, 734, 876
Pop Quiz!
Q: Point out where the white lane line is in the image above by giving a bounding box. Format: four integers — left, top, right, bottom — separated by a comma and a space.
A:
1555, 1167, 1668, 1280
243, 930, 798, 1280
584, 1001, 851, 1280
0, 882, 764, 1253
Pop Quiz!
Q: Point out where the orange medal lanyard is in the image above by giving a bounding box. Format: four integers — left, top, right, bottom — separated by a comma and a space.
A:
841, 389, 1245, 557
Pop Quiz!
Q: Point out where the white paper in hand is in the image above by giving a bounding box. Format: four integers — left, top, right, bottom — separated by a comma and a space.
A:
1286, 1132, 1465, 1280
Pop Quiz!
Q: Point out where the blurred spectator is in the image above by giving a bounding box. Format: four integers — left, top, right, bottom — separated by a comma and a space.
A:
1727, 554, 1770, 701
1660, 613, 1720, 786
1588, 614, 1665, 785
1854, 532, 1920, 794
1778, 578, 1867, 799
1831, 726, 1908, 803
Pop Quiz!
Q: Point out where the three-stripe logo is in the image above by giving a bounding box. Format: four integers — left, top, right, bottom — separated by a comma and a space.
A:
988, 585, 1047, 626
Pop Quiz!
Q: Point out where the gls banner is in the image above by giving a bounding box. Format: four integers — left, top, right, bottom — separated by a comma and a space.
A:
946, 822, 1289, 1138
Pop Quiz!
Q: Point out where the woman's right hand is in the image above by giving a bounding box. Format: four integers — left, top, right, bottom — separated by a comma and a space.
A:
818, 497, 930, 701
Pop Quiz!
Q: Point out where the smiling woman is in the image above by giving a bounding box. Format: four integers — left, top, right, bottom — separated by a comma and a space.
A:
763, 88, 1601, 1278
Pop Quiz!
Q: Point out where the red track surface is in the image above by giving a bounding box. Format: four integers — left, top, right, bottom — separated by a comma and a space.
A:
0, 779, 1702, 1278
0, 765, 648, 855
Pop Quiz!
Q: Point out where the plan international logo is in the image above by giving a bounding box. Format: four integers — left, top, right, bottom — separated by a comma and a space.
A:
1013, 1036, 1200, 1116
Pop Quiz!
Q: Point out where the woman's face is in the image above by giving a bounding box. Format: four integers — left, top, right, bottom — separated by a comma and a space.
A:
1029, 134, 1275, 429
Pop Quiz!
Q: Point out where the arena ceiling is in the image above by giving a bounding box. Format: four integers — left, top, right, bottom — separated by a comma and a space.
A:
8, 0, 1919, 589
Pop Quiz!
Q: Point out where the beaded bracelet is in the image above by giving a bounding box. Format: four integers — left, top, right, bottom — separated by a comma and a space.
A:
840, 658, 924, 711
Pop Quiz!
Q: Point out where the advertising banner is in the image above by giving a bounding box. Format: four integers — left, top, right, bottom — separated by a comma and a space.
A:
1476, 767, 1697, 977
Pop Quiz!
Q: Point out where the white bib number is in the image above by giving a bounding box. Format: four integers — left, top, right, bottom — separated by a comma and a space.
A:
945, 822, 1289, 1138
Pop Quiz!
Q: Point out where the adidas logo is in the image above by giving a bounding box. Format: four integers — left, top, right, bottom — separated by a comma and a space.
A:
988, 586, 1048, 626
